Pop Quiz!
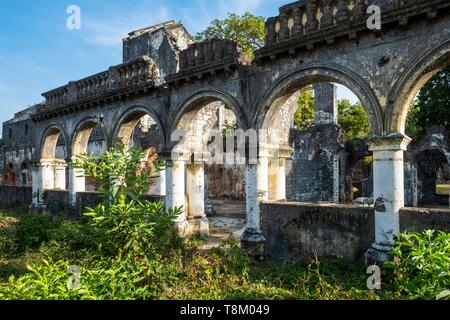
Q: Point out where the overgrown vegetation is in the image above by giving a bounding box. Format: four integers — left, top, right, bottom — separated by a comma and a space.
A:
0, 145, 448, 300
294, 86, 370, 140
385, 230, 450, 300
194, 12, 265, 59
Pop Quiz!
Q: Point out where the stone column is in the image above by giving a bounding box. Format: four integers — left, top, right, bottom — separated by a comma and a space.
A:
269, 157, 286, 201
257, 156, 269, 202
186, 162, 209, 236
365, 133, 411, 264
30, 163, 42, 206
68, 158, 85, 207
54, 160, 67, 190
241, 160, 266, 256
41, 159, 55, 192
268, 145, 292, 201
165, 159, 189, 236
150, 167, 166, 196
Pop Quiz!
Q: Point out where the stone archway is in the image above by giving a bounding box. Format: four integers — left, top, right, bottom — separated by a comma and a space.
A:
113, 106, 166, 197
68, 118, 109, 204
167, 90, 248, 238
255, 63, 382, 135
32, 124, 69, 206
386, 40, 450, 134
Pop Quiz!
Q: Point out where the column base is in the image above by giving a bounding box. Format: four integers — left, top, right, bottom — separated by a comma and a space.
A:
174, 219, 190, 237
205, 198, 215, 217
241, 229, 266, 258
187, 216, 210, 237
28, 203, 47, 215
364, 244, 393, 266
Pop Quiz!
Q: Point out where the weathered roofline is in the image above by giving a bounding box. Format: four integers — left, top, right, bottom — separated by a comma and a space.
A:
255, 0, 450, 62
166, 38, 251, 85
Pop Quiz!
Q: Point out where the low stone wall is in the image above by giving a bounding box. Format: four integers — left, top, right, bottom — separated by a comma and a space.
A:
261, 202, 450, 262
45, 190, 69, 215
400, 207, 450, 233
0, 186, 32, 209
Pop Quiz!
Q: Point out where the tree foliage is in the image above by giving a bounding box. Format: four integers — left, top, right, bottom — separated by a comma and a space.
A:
293, 89, 370, 140
194, 12, 265, 58
338, 99, 370, 141
294, 86, 315, 131
406, 66, 450, 138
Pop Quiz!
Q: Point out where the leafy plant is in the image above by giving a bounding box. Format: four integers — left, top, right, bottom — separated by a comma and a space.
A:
385, 230, 450, 300
73, 144, 183, 262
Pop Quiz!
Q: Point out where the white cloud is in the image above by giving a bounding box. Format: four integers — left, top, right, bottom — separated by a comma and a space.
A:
83, 3, 170, 46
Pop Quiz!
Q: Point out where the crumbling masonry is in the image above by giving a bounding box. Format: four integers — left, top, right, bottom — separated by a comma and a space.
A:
1, 1, 450, 262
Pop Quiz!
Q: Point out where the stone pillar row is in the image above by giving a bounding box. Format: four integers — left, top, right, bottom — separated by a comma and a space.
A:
29, 157, 90, 209
31, 159, 68, 206
164, 154, 209, 237
28, 133, 411, 264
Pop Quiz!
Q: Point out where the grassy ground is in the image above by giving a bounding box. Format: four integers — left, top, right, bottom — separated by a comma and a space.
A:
0, 209, 395, 300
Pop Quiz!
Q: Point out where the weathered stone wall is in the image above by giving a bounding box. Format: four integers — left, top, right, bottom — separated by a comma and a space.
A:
1, 107, 36, 187
286, 84, 344, 202
123, 21, 193, 81
0, 186, 32, 209
286, 124, 344, 202
45, 190, 69, 215
262, 202, 450, 262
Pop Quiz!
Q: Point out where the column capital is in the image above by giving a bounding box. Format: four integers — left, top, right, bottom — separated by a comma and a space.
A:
367, 132, 412, 152
159, 149, 193, 163
259, 143, 293, 159
39, 159, 63, 167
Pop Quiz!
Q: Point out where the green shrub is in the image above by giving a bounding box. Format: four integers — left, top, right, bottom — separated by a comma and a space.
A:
0, 217, 18, 257
14, 214, 55, 252
385, 230, 450, 300
74, 145, 183, 262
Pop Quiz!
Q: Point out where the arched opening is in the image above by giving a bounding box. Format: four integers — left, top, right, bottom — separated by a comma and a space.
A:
70, 120, 108, 203
40, 126, 68, 193
398, 53, 450, 208
170, 94, 248, 238
113, 108, 165, 197
259, 80, 372, 205
404, 127, 450, 209
388, 42, 450, 134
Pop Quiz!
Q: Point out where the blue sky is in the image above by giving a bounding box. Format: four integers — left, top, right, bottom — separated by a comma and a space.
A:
0, 0, 357, 136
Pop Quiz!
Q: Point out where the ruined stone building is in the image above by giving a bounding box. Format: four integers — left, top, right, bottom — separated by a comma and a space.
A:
1, 0, 450, 263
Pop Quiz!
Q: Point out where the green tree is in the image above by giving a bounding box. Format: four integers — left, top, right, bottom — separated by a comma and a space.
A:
406, 66, 450, 139
294, 86, 315, 131
194, 12, 265, 58
293, 90, 370, 140
338, 99, 370, 140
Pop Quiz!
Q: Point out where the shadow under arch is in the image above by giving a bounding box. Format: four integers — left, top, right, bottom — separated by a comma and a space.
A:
39, 123, 69, 160
168, 89, 249, 149
70, 117, 109, 158
111, 104, 166, 150
254, 63, 383, 135
386, 40, 450, 134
